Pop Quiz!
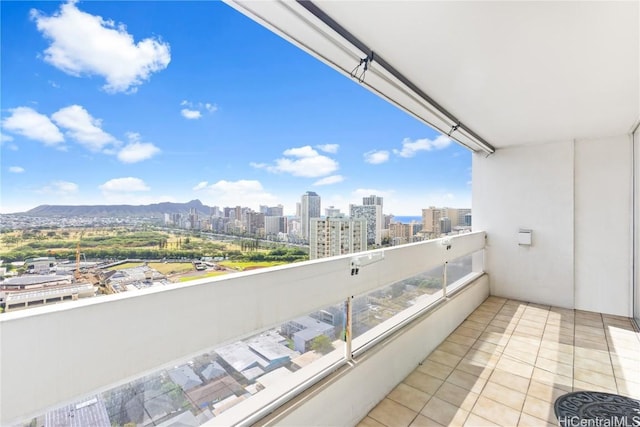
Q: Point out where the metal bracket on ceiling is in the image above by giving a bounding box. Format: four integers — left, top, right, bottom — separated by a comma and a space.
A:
447, 121, 461, 137
350, 52, 375, 83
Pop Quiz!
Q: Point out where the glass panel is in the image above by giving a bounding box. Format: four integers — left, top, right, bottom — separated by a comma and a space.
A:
446, 250, 483, 293
352, 265, 443, 339
21, 305, 345, 426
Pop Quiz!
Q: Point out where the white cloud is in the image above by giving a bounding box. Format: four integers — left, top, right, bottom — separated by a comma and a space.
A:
283, 146, 317, 158
2, 107, 64, 146
192, 181, 208, 191
200, 179, 278, 208
254, 145, 339, 178
99, 177, 150, 192
364, 150, 390, 165
9, 166, 25, 173
180, 100, 217, 119
39, 180, 79, 195
393, 135, 452, 158
51, 104, 118, 151
181, 108, 202, 120
313, 175, 344, 186
117, 132, 160, 163
31, 0, 170, 93
316, 144, 339, 154
1, 132, 14, 142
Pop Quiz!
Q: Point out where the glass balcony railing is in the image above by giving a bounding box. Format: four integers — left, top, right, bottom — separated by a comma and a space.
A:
2, 232, 486, 427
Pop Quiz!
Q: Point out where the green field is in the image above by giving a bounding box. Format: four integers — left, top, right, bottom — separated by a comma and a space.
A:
178, 271, 228, 282
108, 262, 195, 275
218, 260, 288, 271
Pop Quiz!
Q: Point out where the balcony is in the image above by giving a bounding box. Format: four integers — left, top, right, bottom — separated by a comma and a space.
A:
2, 1, 638, 426
1, 232, 489, 426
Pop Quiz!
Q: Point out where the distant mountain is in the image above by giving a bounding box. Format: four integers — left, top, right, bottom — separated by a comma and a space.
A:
24, 199, 212, 217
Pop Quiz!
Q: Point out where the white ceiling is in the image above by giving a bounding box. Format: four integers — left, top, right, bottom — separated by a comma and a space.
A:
228, 1, 639, 149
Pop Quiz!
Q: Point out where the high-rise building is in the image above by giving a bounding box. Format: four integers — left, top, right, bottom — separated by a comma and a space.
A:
422, 206, 443, 237
309, 216, 367, 259
350, 204, 382, 245
325, 206, 341, 218
266, 205, 284, 217
265, 216, 287, 236
440, 217, 452, 234
300, 191, 321, 241
363, 194, 383, 208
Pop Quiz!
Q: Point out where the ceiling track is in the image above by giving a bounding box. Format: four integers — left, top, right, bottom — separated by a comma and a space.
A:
296, 0, 496, 154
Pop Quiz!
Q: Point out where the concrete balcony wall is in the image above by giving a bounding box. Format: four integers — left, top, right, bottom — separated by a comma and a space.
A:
0, 232, 485, 425
473, 141, 575, 308
474, 134, 633, 317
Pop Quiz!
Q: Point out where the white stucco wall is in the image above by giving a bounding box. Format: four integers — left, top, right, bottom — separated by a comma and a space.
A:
474, 135, 633, 316
473, 141, 575, 308
574, 135, 632, 316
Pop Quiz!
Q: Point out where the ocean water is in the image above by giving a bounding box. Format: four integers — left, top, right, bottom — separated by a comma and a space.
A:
392, 215, 422, 223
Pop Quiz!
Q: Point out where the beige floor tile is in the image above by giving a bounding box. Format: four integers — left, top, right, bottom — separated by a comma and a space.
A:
522, 395, 556, 424
471, 395, 521, 426
531, 367, 573, 391
503, 345, 538, 365
494, 313, 518, 323
574, 368, 617, 390
480, 381, 525, 411
465, 348, 500, 366
404, 371, 445, 395
575, 323, 606, 336
489, 318, 515, 330
575, 337, 609, 352
420, 396, 469, 426
510, 334, 542, 347
518, 318, 545, 330
526, 380, 569, 403
542, 333, 574, 345
537, 347, 573, 365
573, 356, 613, 376
574, 347, 610, 363
518, 412, 556, 427
484, 324, 514, 335
462, 320, 488, 331
535, 356, 573, 378
463, 413, 496, 426
438, 340, 472, 358
369, 398, 418, 427
446, 369, 487, 394
446, 333, 477, 348
468, 313, 495, 324
539, 340, 574, 355
471, 340, 504, 355
489, 369, 531, 392
609, 345, 640, 361
409, 414, 444, 427
357, 416, 387, 427
427, 349, 463, 368
513, 328, 544, 340
454, 326, 483, 340
574, 317, 604, 329
478, 331, 510, 346
457, 357, 494, 379
617, 379, 640, 399
388, 383, 432, 413
417, 359, 455, 381
573, 378, 617, 394
434, 381, 479, 411
496, 356, 534, 379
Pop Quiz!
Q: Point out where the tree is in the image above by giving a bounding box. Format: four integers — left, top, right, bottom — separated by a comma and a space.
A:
311, 335, 334, 354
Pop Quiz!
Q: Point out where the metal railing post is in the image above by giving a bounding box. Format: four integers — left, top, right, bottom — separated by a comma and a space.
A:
442, 261, 448, 298
345, 296, 353, 361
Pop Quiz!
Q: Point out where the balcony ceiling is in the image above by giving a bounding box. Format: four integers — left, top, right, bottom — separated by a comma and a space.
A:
228, 1, 639, 150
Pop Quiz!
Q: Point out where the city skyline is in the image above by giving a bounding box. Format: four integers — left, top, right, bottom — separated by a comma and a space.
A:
0, 1, 472, 216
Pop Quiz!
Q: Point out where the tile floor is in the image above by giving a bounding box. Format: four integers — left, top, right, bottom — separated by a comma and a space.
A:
357, 297, 640, 427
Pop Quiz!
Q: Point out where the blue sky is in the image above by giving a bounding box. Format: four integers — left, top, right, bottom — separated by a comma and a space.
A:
0, 1, 471, 216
